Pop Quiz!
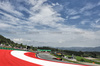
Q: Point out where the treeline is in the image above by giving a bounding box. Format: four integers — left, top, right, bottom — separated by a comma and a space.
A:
0, 35, 100, 58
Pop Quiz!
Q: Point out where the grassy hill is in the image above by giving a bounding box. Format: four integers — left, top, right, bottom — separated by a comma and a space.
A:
0, 35, 26, 49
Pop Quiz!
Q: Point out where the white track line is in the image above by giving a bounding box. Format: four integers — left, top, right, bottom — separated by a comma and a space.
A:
11, 51, 86, 66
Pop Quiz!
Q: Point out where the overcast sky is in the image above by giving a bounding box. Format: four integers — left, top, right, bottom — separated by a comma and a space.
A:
0, 0, 100, 47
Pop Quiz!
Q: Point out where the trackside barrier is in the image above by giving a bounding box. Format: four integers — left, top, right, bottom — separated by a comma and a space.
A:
0, 47, 20, 50
0, 47, 32, 52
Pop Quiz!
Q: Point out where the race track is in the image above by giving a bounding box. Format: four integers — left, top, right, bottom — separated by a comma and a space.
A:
0, 49, 89, 66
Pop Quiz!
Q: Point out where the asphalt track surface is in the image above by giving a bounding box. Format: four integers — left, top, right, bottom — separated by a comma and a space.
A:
38, 52, 69, 62
0, 49, 90, 66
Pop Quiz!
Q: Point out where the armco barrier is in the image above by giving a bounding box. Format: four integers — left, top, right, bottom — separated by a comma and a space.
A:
0, 47, 32, 52
0, 47, 20, 50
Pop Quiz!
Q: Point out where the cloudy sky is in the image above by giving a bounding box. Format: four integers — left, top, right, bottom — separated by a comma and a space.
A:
0, 0, 100, 47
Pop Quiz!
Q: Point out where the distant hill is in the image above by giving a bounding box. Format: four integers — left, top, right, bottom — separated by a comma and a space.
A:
0, 35, 25, 48
0, 35, 14, 44
57, 47, 100, 52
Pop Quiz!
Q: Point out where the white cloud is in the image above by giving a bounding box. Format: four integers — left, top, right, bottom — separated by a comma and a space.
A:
52, 2, 60, 6
0, 1, 23, 17
70, 15, 80, 19
0, 11, 35, 32
0, 0, 64, 32
90, 19, 100, 28
65, 9, 78, 15
0, 23, 11, 28
79, 2, 100, 16
28, 0, 64, 28
9, 28, 100, 47
52, 3, 63, 12
0, 11, 19, 23
13, 38, 31, 44
97, 2, 100, 5
95, 19, 100, 23
80, 3, 96, 12
91, 24, 100, 28
81, 19, 90, 25
83, 11, 92, 16
28, 0, 46, 6
95, 25, 100, 28
80, 2, 100, 13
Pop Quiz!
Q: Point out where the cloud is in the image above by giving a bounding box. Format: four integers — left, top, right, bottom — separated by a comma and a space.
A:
80, 2, 100, 13
28, 0, 64, 28
0, 1, 23, 17
13, 38, 31, 44
95, 19, 100, 23
91, 24, 100, 29
97, 2, 100, 5
90, 18, 100, 28
0, 11, 19, 23
0, 0, 65, 33
83, 11, 92, 16
9, 28, 100, 47
52, 3, 64, 12
70, 15, 80, 19
65, 9, 78, 15
80, 3, 96, 12
80, 19, 90, 25
0, 23, 11, 28
95, 25, 100, 28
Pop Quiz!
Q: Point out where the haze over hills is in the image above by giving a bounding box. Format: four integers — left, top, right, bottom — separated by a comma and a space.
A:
57, 47, 100, 52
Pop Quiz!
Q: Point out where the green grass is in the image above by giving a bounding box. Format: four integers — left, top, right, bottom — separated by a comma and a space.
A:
51, 53, 100, 64
75, 56, 100, 64
76, 56, 93, 62
93, 59, 100, 61
50, 53, 81, 64
64, 55, 72, 57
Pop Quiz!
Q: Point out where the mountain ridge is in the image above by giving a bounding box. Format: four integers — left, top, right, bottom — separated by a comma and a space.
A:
57, 46, 100, 52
